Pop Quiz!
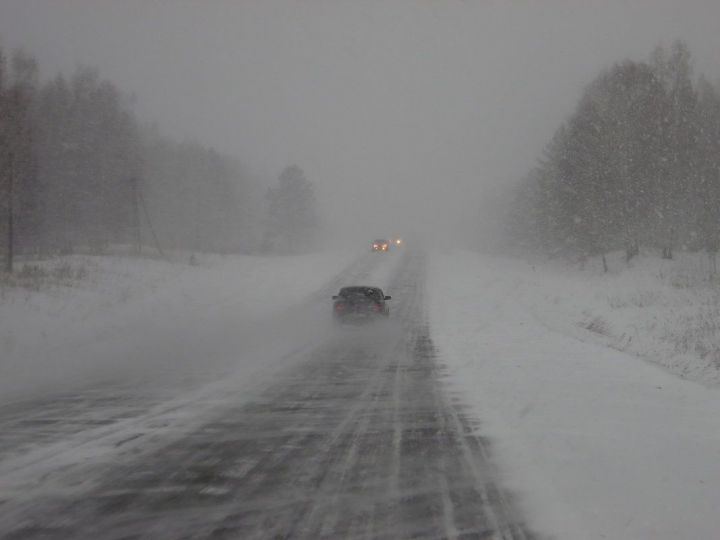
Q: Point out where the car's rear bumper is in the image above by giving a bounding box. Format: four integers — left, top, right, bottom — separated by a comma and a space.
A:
334, 311, 388, 324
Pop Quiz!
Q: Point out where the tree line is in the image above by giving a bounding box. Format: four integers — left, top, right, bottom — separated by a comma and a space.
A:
0, 46, 319, 271
508, 41, 720, 270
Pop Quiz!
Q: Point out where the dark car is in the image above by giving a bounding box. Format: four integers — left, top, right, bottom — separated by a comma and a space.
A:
372, 239, 390, 252
332, 286, 391, 323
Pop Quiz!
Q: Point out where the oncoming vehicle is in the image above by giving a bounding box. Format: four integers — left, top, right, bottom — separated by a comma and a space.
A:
372, 239, 390, 252
332, 286, 391, 323
393, 237, 403, 247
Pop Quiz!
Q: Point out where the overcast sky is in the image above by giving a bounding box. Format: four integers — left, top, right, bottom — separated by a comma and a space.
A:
1, 0, 719, 245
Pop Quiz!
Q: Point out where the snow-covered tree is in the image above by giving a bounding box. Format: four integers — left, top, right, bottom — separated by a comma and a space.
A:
508, 41, 720, 268
0, 48, 275, 259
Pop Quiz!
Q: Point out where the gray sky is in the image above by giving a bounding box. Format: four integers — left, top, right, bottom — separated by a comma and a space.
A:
1, 0, 719, 245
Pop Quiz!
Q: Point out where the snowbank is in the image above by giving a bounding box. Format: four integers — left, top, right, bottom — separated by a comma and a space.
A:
529, 250, 720, 387
428, 250, 720, 540
0, 251, 359, 401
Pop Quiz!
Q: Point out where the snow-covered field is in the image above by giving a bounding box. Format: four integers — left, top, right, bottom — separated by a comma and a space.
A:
429, 250, 720, 540
0, 251, 360, 402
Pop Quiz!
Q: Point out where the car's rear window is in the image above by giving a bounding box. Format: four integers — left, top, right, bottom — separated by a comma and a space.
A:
340, 287, 380, 299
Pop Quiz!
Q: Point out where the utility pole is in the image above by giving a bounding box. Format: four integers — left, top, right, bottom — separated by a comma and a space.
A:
131, 176, 141, 254
138, 185, 165, 259
6, 151, 14, 274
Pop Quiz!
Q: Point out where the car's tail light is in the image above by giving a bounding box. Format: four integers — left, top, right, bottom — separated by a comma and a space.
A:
371, 303, 381, 312
335, 303, 346, 312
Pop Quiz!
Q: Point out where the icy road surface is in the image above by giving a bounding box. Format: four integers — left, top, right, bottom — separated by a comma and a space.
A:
0, 251, 534, 539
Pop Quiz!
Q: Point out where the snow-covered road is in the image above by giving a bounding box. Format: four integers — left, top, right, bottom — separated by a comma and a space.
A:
5, 248, 718, 539
0, 250, 532, 539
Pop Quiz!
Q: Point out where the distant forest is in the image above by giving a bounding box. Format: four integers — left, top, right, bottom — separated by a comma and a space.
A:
0, 47, 320, 271
508, 41, 720, 270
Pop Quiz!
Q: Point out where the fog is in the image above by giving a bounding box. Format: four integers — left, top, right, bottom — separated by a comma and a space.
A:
2, 0, 720, 247
5, 5, 720, 537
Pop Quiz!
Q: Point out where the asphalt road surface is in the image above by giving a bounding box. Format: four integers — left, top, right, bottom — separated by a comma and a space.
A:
0, 252, 537, 539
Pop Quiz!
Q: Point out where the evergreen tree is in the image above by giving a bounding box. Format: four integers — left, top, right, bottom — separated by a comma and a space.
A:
265, 165, 318, 254
0, 48, 38, 271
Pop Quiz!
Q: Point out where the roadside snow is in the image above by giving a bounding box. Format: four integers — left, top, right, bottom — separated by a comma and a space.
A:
0, 251, 358, 401
532, 250, 720, 387
428, 250, 720, 540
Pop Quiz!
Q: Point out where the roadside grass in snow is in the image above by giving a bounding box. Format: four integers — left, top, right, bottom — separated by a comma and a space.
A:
541, 249, 720, 385
0, 261, 90, 293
